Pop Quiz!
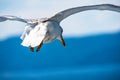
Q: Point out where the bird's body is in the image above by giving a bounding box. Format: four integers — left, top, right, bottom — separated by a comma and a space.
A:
21, 20, 64, 51
22, 21, 62, 45
0, 4, 120, 52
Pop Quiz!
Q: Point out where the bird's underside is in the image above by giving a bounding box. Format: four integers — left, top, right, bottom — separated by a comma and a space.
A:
0, 4, 120, 52
30, 40, 43, 52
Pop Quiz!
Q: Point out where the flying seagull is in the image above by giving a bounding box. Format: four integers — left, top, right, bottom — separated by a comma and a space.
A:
0, 4, 120, 52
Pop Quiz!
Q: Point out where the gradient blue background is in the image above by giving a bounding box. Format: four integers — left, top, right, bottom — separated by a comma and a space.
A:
0, 33, 120, 80
0, 0, 120, 80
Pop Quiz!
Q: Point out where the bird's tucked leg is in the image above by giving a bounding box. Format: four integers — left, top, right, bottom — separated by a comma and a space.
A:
58, 35, 66, 47
36, 40, 43, 52
30, 46, 34, 52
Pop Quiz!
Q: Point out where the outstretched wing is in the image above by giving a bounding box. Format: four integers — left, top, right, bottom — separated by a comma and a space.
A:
49, 4, 120, 23
0, 15, 28, 23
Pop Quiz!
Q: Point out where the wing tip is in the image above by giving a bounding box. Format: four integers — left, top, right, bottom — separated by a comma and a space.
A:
0, 16, 7, 22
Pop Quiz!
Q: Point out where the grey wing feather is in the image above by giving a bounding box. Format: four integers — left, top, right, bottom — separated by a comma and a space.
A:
0, 15, 28, 23
49, 4, 120, 23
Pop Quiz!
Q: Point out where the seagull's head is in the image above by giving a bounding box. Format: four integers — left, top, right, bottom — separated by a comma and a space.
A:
41, 20, 65, 46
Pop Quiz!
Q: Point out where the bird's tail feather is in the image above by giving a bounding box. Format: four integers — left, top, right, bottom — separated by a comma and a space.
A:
21, 24, 47, 47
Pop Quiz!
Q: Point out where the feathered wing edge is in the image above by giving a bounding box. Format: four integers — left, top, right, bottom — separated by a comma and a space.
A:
49, 4, 120, 23
0, 15, 28, 23
20, 25, 33, 40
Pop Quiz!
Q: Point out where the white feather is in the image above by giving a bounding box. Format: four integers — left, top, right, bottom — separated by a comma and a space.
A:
20, 25, 33, 40
21, 23, 47, 47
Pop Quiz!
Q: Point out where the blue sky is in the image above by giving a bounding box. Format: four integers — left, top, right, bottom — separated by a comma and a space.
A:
0, 0, 120, 40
